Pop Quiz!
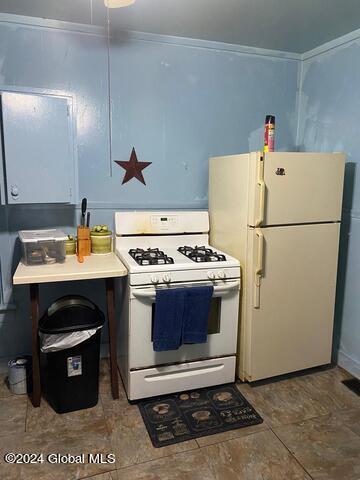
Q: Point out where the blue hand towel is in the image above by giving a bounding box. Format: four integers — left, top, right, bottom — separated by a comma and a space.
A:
182, 286, 214, 344
153, 288, 187, 352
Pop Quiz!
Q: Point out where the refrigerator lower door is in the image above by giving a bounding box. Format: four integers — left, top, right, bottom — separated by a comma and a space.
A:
241, 222, 340, 382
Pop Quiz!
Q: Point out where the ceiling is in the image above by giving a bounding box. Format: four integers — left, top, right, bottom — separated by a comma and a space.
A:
0, 0, 360, 53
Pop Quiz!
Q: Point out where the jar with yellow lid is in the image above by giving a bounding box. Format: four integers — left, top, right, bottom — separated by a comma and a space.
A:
90, 226, 112, 254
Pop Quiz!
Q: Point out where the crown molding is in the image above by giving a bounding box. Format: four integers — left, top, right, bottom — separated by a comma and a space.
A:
302, 27, 360, 61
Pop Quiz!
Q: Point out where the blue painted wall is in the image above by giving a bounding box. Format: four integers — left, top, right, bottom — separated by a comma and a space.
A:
108, 35, 299, 208
298, 36, 360, 378
0, 18, 111, 362
0, 15, 299, 362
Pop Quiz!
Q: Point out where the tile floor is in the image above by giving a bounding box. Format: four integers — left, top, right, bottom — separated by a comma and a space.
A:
0, 362, 359, 480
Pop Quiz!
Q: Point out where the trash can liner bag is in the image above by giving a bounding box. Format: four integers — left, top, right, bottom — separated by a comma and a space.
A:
40, 327, 102, 353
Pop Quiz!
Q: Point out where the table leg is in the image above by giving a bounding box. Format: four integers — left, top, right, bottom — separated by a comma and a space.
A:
30, 283, 41, 407
105, 277, 119, 399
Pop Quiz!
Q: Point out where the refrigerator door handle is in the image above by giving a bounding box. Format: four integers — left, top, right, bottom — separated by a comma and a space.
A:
255, 154, 265, 227
254, 227, 264, 308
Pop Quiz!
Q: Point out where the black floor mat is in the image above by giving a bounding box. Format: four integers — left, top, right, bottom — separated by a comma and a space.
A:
138, 383, 263, 447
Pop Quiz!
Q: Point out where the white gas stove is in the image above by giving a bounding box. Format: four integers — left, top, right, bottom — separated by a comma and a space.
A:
115, 211, 241, 400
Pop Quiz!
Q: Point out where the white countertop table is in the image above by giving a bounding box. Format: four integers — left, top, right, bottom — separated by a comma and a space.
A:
13, 253, 128, 407
13, 253, 127, 285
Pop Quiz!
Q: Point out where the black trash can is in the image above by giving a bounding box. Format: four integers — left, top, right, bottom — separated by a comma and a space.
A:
39, 296, 105, 414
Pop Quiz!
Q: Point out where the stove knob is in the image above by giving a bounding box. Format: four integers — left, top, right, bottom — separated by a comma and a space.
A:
163, 274, 171, 283
207, 271, 216, 280
217, 271, 227, 280
151, 275, 159, 284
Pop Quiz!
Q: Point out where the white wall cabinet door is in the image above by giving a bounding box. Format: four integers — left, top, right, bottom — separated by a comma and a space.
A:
0, 92, 75, 204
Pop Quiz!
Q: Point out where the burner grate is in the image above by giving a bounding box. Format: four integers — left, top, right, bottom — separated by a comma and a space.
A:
129, 248, 174, 266
178, 245, 226, 263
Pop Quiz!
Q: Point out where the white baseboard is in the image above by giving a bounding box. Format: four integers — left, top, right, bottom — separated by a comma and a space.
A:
337, 351, 360, 380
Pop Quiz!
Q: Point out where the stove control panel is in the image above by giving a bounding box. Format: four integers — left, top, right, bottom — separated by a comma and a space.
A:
115, 211, 209, 235
207, 271, 216, 280
151, 275, 159, 284
151, 215, 179, 231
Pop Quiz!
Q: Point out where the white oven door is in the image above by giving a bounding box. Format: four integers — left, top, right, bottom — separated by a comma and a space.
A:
128, 280, 240, 370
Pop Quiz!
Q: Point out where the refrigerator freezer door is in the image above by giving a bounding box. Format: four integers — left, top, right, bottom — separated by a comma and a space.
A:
242, 222, 340, 382
249, 152, 345, 227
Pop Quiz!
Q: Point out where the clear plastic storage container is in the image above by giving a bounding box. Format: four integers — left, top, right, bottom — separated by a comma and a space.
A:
19, 229, 67, 266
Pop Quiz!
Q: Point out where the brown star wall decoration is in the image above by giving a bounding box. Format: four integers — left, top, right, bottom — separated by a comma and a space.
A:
114, 147, 152, 185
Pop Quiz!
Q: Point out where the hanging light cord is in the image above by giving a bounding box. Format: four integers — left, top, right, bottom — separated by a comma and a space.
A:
107, 5, 113, 177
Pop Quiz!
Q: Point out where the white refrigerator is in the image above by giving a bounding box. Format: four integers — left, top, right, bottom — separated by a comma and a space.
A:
209, 151, 345, 382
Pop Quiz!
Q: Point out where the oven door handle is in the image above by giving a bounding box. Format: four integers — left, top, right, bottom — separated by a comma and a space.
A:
132, 280, 240, 300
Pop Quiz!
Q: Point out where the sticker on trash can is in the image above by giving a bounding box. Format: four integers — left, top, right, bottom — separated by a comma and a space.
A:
67, 356, 82, 377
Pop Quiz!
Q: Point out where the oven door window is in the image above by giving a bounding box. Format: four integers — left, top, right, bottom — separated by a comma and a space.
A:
151, 297, 221, 340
